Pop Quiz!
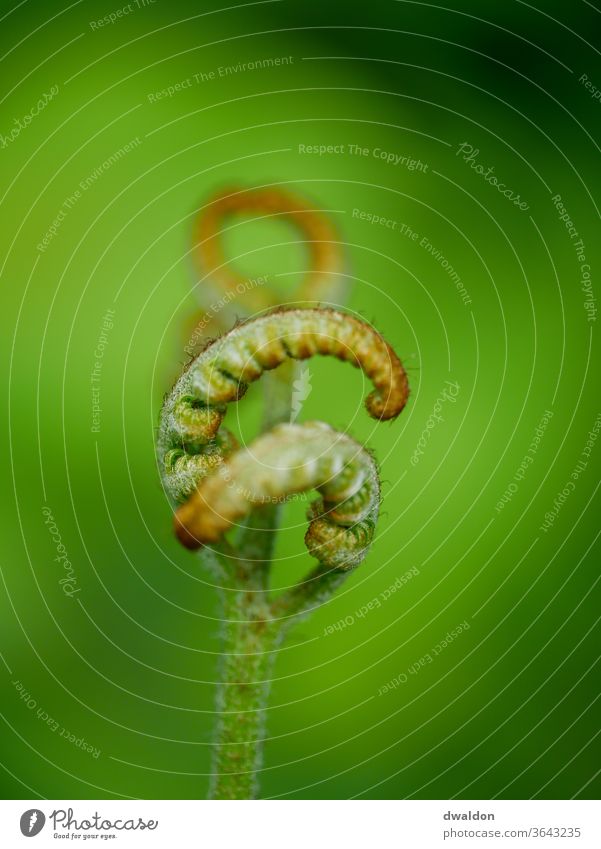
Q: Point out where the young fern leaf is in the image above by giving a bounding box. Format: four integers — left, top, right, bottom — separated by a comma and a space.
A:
159, 307, 408, 502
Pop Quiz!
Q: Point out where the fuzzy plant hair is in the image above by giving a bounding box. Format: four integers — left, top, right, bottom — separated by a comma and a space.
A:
159, 204, 409, 799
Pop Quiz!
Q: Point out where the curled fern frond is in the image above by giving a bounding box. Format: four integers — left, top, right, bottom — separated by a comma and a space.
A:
158, 307, 409, 504
174, 421, 379, 569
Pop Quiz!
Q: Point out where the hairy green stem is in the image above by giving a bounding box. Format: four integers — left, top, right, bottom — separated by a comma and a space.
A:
208, 362, 353, 798
208, 542, 351, 798
208, 366, 295, 799
208, 545, 282, 800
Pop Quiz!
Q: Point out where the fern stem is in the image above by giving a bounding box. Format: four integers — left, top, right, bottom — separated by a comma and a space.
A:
208, 547, 282, 800
208, 365, 294, 799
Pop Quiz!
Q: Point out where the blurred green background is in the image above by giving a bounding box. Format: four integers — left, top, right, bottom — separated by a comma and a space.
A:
1, 0, 600, 800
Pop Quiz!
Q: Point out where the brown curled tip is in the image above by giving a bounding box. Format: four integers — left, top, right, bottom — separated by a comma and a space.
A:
174, 506, 209, 550
364, 337, 409, 420
174, 518, 198, 550
174, 486, 227, 548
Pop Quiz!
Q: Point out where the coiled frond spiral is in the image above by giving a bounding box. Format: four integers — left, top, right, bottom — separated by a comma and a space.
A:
159, 307, 409, 566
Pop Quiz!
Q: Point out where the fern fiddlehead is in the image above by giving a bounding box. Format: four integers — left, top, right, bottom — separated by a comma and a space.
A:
160, 307, 407, 501
175, 419, 380, 566
159, 193, 409, 799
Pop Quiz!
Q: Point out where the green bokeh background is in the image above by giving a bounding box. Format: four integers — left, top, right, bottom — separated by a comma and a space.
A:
1, 0, 600, 799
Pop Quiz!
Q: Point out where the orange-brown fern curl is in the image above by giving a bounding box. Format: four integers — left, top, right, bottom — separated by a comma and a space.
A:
191, 186, 347, 330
